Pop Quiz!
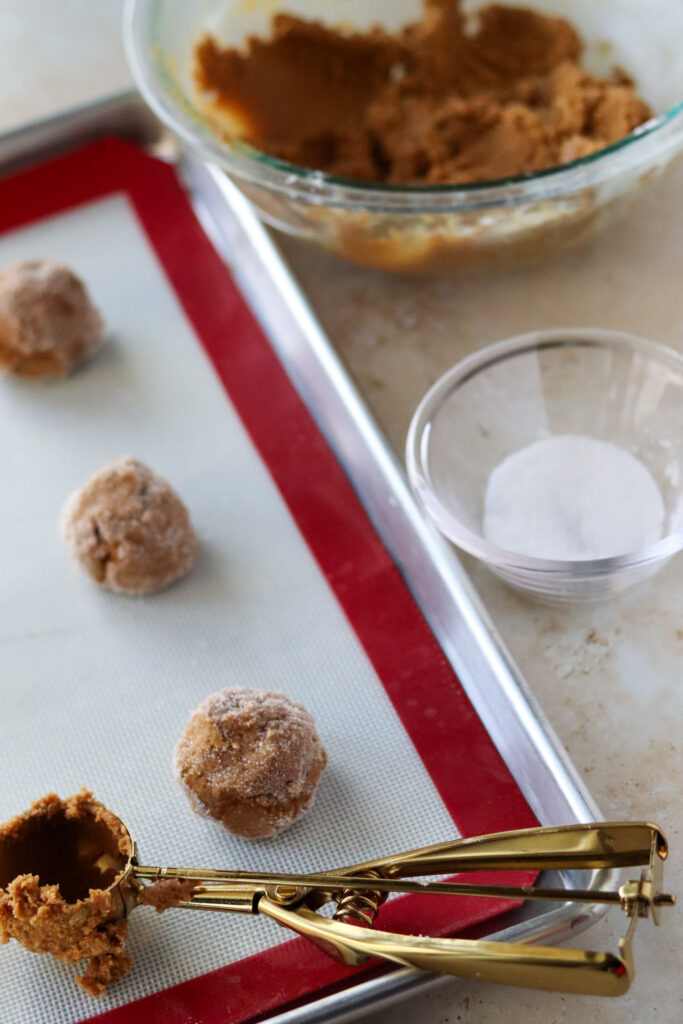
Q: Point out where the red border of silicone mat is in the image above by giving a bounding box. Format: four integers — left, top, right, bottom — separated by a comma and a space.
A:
0, 139, 538, 1024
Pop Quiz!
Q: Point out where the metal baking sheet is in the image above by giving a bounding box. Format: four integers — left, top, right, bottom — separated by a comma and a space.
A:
0, 93, 608, 1024
177, 116, 601, 828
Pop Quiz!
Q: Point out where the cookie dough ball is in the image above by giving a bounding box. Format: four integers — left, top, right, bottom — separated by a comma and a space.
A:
0, 260, 103, 378
174, 688, 327, 838
62, 457, 198, 595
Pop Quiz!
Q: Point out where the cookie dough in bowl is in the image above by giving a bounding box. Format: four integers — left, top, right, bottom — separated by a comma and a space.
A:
194, 3, 652, 186
61, 457, 198, 595
175, 687, 327, 838
0, 260, 103, 378
126, 0, 683, 272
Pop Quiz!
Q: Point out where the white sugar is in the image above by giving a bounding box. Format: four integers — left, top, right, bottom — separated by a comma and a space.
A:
483, 435, 665, 561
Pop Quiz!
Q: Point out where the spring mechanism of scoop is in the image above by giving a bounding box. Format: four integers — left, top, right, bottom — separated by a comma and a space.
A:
333, 869, 388, 927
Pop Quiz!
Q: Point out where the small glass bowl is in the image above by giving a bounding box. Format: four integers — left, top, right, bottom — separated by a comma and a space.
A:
406, 330, 683, 602
123, 0, 683, 274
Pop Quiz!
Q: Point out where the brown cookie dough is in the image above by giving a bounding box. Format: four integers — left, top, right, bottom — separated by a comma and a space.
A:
138, 877, 198, 913
0, 791, 132, 997
175, 687, 327, 838
61, 456, 198, 595
0, 260, 103, 378
195, 0, 652, 185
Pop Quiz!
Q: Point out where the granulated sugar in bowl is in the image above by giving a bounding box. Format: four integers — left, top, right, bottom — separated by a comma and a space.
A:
406, 329, 683, 603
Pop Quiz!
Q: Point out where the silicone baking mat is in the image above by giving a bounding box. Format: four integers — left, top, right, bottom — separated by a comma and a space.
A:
0, 139, 536, 1024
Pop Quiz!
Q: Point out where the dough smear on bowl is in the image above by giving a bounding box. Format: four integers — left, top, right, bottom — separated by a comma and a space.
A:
0, 260, 103, 378
175, 687, 327, 838
62, 456, 198, 595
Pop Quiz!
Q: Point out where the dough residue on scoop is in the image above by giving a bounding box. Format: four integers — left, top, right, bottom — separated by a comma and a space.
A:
61, 456, 198, 595
174, 687, 327, 838
0, 260, 103, 379
138, 878, 199, 913
0, 791, 132, 997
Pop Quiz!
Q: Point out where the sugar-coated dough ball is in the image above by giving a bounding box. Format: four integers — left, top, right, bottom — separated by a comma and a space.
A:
62, 457, 198, 595
0, 261, 103, 378
174, 687, 327, 838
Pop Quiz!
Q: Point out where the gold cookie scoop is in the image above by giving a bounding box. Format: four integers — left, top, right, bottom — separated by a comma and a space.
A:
0, 796, 674, 997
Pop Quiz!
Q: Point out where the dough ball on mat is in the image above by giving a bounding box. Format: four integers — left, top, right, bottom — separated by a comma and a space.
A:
174, 687, 327, 838
62, 457, 198, 595
0, 260, 103, 378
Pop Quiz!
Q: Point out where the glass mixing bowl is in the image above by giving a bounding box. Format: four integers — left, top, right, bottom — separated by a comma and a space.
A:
406, 330, 683, 603
124, 0, 683, 274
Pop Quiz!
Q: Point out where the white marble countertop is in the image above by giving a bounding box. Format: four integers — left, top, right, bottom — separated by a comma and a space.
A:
1, 3, 681, 1024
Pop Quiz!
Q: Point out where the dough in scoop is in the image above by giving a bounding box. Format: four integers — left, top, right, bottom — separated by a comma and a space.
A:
0, 260, 103, 378
62, 457, 198, 595
0, 791, 132, 997
174, 687, 327, 838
